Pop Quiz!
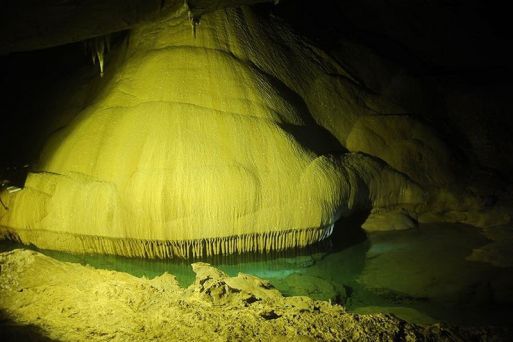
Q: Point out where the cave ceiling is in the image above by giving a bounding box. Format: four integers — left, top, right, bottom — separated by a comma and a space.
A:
0, 0, 274, 54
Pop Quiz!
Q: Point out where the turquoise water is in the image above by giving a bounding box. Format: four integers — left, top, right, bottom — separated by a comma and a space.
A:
2, 218, 513, 327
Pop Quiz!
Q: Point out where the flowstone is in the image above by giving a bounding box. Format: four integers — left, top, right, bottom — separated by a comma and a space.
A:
0, 5, 423, 258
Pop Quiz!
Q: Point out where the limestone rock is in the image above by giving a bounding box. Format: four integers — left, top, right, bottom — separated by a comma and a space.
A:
1, 249, 508, 341
0, 5, 428, 258
0, 2, 504, 259
467, 225, 513, 268
352, 306, 437, 325
271, 273, 347, 303
188, 262, 282, 305
362, 209, 418, 232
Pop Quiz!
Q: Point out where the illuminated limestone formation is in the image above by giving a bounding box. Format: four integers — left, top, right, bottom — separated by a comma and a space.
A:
84, 35, 111, 77
0, 6, 421, 258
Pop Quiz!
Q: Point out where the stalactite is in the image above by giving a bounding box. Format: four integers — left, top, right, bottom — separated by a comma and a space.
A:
185, 0, 200, 38
0, 224, 335, 259
83, 35, 111, 77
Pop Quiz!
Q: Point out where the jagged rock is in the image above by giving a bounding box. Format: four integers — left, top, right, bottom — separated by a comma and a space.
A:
271, 273, 347, 303
1, 249, 508, 341
352, 306, 437, 325
188, 262, 282, 305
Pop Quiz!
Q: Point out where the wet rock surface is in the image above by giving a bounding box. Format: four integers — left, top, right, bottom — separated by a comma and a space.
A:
1, 249, 510, 341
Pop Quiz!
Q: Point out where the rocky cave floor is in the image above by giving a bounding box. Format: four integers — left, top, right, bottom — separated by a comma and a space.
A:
1, 240, 513, 342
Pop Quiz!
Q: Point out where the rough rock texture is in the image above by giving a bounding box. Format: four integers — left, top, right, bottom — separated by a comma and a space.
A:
362, 209, 418, 232
467, 225, 513, 268
0, 5, 426, 258
273, 273, 346, 302
354, 223, 513, 323
1, 3, 511, 258
0, 249, 508, 341
0, 0, 275, 54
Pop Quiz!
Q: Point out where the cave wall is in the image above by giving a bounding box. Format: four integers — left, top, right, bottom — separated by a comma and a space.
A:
0, 1, 511, 256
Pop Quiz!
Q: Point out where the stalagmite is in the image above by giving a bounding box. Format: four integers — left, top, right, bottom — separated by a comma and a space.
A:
0, 4, 423, 259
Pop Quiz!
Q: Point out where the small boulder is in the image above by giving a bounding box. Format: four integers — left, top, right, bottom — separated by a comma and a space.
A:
362, 209, 417, 232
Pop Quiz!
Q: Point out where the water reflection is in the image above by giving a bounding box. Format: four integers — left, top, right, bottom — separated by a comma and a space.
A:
1, 219, 513, 327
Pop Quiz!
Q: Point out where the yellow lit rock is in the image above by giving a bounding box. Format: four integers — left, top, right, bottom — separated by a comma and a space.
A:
0, 7, 340, 258
2, 249, 490, 341
0, 6, 424, 258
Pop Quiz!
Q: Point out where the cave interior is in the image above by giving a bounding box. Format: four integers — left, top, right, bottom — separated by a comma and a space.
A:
1, 0, 513, 340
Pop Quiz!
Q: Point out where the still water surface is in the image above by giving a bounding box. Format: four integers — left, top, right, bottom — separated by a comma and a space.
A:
2, 220, 512, 327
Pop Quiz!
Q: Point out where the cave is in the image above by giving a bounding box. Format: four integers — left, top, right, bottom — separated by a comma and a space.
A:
1, 0, 512, 340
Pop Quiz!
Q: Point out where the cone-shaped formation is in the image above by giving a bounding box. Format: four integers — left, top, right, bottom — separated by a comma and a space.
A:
0, 6, 351, 258
84, 35, 111, 77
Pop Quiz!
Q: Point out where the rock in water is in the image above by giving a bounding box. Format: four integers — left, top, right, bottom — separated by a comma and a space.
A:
0, 5, 437, 257
0, 6, 348, 257
1, 249, 508, 341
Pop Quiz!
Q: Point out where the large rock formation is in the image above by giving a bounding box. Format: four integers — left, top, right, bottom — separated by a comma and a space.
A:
0, 2, 511, 257
0, 5, 423, 257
